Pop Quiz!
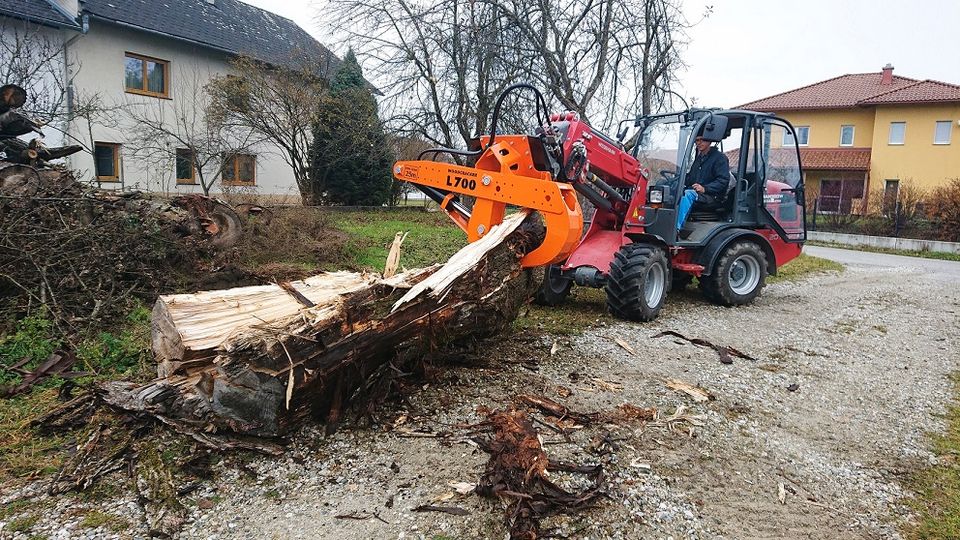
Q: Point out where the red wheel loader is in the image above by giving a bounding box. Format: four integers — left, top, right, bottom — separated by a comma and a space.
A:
393, 84, 807, 321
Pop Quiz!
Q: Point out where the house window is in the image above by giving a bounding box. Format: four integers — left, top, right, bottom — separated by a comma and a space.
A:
934, 121, 952, 145
783, 126, 809, 146
888, 122, 906, 145
94, 142, 120, 182
222, 154, 256, 186
819, 177, 865, 214
125, 53, 169, 97
840, 125, 855, 146
175, 148, 195, 184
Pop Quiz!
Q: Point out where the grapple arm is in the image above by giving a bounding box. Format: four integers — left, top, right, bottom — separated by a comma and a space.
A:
393, 135, 582, 267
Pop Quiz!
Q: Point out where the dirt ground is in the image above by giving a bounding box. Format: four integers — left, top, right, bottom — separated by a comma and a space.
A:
3, 249, 959, 540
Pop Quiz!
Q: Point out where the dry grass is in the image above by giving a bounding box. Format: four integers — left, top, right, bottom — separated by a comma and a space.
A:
0, 387, 67, 483
907, 374, 960, 539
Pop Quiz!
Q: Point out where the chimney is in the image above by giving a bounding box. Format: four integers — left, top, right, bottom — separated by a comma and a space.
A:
881, 63, 894, 85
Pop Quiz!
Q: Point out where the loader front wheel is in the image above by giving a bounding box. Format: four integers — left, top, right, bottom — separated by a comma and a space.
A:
534, 264, 573, 306
605, 243, 668, 322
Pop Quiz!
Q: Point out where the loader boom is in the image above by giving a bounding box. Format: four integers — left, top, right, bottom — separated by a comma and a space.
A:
394, 133, 583, 267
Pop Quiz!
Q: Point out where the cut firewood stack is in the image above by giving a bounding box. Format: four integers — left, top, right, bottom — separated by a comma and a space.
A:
120, 212, 543, 437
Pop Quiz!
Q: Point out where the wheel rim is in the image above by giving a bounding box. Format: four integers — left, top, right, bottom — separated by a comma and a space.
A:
644, 263, 666, 307
729, 254, 761, 295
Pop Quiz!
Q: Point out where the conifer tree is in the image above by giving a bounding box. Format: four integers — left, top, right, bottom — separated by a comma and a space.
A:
309, 50, 393, 205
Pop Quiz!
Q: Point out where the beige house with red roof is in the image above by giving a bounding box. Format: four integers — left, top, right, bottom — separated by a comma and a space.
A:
740, 65, 960, 213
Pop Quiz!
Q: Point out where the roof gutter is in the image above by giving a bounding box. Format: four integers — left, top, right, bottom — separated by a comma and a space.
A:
0, 9, 81, 30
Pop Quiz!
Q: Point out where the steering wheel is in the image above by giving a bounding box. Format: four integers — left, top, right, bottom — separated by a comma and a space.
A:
659, 169, 678, 183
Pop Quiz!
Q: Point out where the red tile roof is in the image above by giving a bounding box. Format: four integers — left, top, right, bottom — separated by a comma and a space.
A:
739, 73, 917, 110
799, 148, 871, 171
859, 79, 960, 105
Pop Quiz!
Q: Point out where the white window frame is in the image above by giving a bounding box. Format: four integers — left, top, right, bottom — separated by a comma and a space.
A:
839, 125, 855, 147
783, 126, 809, 147
934, 121, 952, 145
888, 122, 906, 145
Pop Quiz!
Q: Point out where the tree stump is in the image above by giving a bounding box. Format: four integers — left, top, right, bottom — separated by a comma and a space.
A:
131, 212, 542, 437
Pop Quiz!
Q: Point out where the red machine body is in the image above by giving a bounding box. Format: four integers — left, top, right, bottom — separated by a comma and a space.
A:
393, 84, 808, 321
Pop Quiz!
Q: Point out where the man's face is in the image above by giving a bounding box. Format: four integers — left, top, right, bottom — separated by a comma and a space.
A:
695, 137, 711, 154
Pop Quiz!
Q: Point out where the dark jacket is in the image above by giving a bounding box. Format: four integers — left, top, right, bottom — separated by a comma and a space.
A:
686, 147, 730, 199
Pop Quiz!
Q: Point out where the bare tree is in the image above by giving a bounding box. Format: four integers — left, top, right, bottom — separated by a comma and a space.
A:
477, 0, 705, 124
323, 0, 702, 148
323, 0, 536, 152
0, 18, 118, 156
206, 54, 332, 204
125, 65, 259, 195
0, 18, 68, 125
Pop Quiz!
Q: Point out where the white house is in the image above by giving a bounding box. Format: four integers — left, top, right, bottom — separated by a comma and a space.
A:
0, 0, 340, 203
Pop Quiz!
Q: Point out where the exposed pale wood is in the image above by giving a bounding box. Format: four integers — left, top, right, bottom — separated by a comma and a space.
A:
152, 271, 388, 377
383, 231, 408, 278
393, 211, 528, 310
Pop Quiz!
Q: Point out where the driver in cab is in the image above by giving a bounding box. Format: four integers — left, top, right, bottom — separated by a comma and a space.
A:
676, 134, 729, 234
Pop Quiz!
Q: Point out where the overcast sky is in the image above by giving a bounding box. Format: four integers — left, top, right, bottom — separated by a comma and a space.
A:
246, 0, 960, 110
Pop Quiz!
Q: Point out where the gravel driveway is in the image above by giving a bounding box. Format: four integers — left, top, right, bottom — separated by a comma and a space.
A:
4, 248, 959, 540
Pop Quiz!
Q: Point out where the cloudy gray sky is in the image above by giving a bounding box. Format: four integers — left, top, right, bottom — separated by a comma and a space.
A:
246, 0, 960, 110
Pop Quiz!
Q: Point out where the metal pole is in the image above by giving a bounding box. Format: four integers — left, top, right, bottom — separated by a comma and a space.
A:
893, 200, 901, 237
811, 197, 818, 231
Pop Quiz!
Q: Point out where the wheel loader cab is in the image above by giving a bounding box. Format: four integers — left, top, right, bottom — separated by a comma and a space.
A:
635, 110, 806, 249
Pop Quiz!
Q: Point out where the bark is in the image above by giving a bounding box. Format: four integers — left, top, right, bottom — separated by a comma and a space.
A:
133, 213, 543, 437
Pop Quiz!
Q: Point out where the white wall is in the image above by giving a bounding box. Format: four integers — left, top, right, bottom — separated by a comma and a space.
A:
64, 19, 302, 202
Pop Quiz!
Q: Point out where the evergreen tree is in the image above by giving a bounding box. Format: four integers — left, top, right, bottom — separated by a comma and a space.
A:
309, 50, 394, 206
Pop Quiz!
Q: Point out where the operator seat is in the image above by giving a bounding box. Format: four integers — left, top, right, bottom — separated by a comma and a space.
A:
688, 172, 737, 222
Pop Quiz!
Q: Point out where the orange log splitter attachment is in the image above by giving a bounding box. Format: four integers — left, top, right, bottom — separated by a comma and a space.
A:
393, 135, 583, 267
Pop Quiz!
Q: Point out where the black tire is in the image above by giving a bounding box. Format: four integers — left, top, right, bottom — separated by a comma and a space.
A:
605, 243, 669, 322
534, 264, 573, 306
671, 272, 693, 291
700, 241, 768, 306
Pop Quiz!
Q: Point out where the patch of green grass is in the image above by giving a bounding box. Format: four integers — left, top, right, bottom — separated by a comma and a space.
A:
908, 374, 960, 539
512, 286, 611, 336
7, 514, 39, 533
75, 303, 152, 380
767, 253, 844, 283
329, 210, 465, 271
0, 304, 151, 483
0, 387, 68, 482
0, 499, 31, 519
807, 240, 960, 262
80, 510, 129, 532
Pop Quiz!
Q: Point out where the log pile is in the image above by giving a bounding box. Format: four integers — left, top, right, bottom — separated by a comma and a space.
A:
110, 212, 543, 437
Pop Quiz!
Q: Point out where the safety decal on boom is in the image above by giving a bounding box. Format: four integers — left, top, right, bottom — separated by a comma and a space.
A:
398, 165, 419, 180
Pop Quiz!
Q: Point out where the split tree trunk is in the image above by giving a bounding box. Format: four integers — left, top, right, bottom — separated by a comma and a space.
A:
123, 213, 542, 437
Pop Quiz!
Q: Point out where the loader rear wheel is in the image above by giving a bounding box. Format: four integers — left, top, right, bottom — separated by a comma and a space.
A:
534, 265, 572, 306
700, 241, 767, 306
605, 243, 668, 322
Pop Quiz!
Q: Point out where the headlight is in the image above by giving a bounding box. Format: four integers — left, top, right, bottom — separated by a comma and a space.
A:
648, 187, 664, 204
